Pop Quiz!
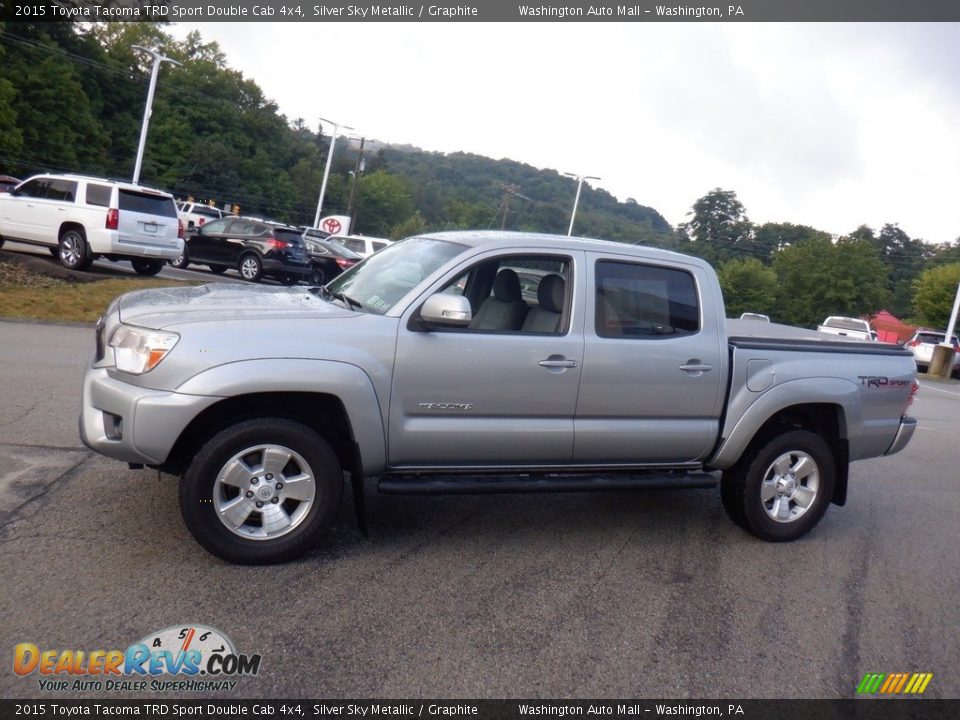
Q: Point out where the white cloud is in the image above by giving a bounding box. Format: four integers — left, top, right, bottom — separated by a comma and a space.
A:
168, 21, 960, 244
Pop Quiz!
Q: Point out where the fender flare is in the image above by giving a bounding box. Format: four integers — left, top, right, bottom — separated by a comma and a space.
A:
708, 377, 859, 470
175, 358, 387, 475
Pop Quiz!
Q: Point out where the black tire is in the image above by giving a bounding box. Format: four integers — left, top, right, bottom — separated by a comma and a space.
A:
58, 228, 93, 271
311, 267, 327, 286
179, 418, 344, 565
169, 248, 190, 269
131, 259, 164, 276
208, 265, 228, 275
721, 429, 835, 542
238, 253, 262, 282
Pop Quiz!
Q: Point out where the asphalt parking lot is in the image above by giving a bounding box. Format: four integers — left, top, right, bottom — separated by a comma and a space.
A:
1, 319, 958, 699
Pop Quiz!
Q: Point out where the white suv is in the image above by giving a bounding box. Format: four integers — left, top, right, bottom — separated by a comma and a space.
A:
0, 173, 183, 275
905, 329, 960, 375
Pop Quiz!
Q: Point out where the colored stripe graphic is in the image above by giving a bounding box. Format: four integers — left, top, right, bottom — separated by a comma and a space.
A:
857, 672, 933, 694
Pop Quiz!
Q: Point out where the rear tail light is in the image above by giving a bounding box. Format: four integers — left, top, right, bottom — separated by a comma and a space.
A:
267, 238, 292, 250
177, 218, 184, 239
198, 217, 205, 226
906, 340, 920, 347
105, 208, 119, 230
335, 258, 356, 269
904, 379, 920, 413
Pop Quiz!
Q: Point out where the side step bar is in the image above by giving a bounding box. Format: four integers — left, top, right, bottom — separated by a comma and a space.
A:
378, 472, 718, 495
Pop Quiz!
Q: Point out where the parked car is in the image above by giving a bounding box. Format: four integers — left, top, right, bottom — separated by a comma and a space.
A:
817, 316, 874, 341
80, 231, 917, 564
301, 226, 331, 243
173, 216, 312, 284
325, 234, 392, 258
177, 201, 223, 230
0, 173, 182, 274
0, 175, 21, 194
303, 237, 361, 285
904, 329, 960, 375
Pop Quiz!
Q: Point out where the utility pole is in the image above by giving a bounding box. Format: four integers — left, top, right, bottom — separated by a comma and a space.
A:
131, 46, 180, 185
563, 171, 600, 236
313, 117, 353, 228
492, 182, 530, 230
347, 136, 366, 230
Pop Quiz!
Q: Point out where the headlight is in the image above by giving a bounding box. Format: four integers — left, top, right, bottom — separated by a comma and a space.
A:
109, 325, 179, 374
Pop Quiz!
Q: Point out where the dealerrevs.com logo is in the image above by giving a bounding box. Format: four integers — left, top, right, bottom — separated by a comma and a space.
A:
13, 625, 262, 693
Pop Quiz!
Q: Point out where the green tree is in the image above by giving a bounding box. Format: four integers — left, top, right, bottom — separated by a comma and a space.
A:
390, 211, 428, 240
744, 222, 830, 264
772, 236, 891, 327
354, 171, 415, 236
717, 257, 778, 319
912, 263, 960, 328
680, 188, 752, 265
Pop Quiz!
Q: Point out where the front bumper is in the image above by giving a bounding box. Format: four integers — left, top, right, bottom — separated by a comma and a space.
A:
79, 366, 219, 466
884, 415, 917, 456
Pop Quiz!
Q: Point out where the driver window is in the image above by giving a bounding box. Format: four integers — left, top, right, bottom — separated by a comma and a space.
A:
435, 255, 571, 334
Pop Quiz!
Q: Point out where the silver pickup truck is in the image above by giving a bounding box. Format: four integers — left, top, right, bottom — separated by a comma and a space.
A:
79, 231, 918, 564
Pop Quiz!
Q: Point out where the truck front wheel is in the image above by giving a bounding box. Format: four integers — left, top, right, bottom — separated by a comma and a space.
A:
179, 418, 344, 564
721, 430, 835, 542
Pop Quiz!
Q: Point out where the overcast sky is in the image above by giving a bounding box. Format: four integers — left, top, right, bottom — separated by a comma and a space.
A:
169, 22, 960, 245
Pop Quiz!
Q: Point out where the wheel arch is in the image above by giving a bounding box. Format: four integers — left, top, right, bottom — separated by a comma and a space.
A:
160, 391, 362, 479
709, 388, 853, 506
58, 221, 87, 242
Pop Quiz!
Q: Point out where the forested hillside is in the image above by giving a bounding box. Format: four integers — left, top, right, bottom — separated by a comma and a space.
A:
0, 21, 673, 245
2, 21, 960, 327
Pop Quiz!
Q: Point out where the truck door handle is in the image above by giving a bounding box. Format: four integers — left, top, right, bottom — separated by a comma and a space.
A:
679, 361, 713, 374
539, 355, 578, 369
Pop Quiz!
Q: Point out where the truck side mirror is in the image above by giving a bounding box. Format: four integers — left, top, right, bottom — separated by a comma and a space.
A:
420, 293, 472, 328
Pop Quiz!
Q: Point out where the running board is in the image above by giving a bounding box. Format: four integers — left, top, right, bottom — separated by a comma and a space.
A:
378, 471, 718, 495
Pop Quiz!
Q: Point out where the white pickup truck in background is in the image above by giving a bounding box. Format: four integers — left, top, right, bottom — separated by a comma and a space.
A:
817, 315, 876, 341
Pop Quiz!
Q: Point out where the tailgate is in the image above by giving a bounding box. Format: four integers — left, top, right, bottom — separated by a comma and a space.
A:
117, 189, 179, 249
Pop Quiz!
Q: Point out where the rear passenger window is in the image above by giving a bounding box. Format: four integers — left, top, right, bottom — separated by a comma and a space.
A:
118, 190, 176, 218
86, 184, 111, 207
595, 260, 699, 338
46, 179, 78, 202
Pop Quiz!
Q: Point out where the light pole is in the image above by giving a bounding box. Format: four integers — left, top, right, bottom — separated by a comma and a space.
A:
313, 117, 354, 228
563, 171, 600, 236
131, 46, 180, 185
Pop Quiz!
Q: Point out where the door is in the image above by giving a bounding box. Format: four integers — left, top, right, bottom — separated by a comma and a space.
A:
573, 255, 726, 464
388, 251, 584, 468
1, 177, 51, 241
187, 217, 232, 265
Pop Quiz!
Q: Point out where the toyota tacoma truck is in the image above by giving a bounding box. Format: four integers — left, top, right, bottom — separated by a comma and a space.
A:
79, 231, 918, 564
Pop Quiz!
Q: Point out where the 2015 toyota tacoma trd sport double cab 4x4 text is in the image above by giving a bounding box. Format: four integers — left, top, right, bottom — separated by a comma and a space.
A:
80, 231, 918, 564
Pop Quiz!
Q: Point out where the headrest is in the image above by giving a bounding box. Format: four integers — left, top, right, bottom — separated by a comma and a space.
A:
537, 274, 565, 314
493, 269, 522, 302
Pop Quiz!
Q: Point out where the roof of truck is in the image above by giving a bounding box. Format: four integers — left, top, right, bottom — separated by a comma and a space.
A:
416, 230, 700, 264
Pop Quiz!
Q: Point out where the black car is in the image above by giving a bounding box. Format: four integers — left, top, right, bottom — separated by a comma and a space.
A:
304, 237, 362, 285
172, 217, 312, 284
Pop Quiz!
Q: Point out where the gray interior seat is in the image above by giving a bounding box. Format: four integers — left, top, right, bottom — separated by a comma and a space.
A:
469, 268, 528, 331
522, 274, 566, 333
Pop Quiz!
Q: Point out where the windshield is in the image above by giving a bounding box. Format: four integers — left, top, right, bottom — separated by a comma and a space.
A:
325, 237, 466, 314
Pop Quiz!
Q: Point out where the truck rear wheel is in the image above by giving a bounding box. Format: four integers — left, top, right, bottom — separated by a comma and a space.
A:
131, 259, 164, 276
721, 430, 835, 542
179, 418, 344, 564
